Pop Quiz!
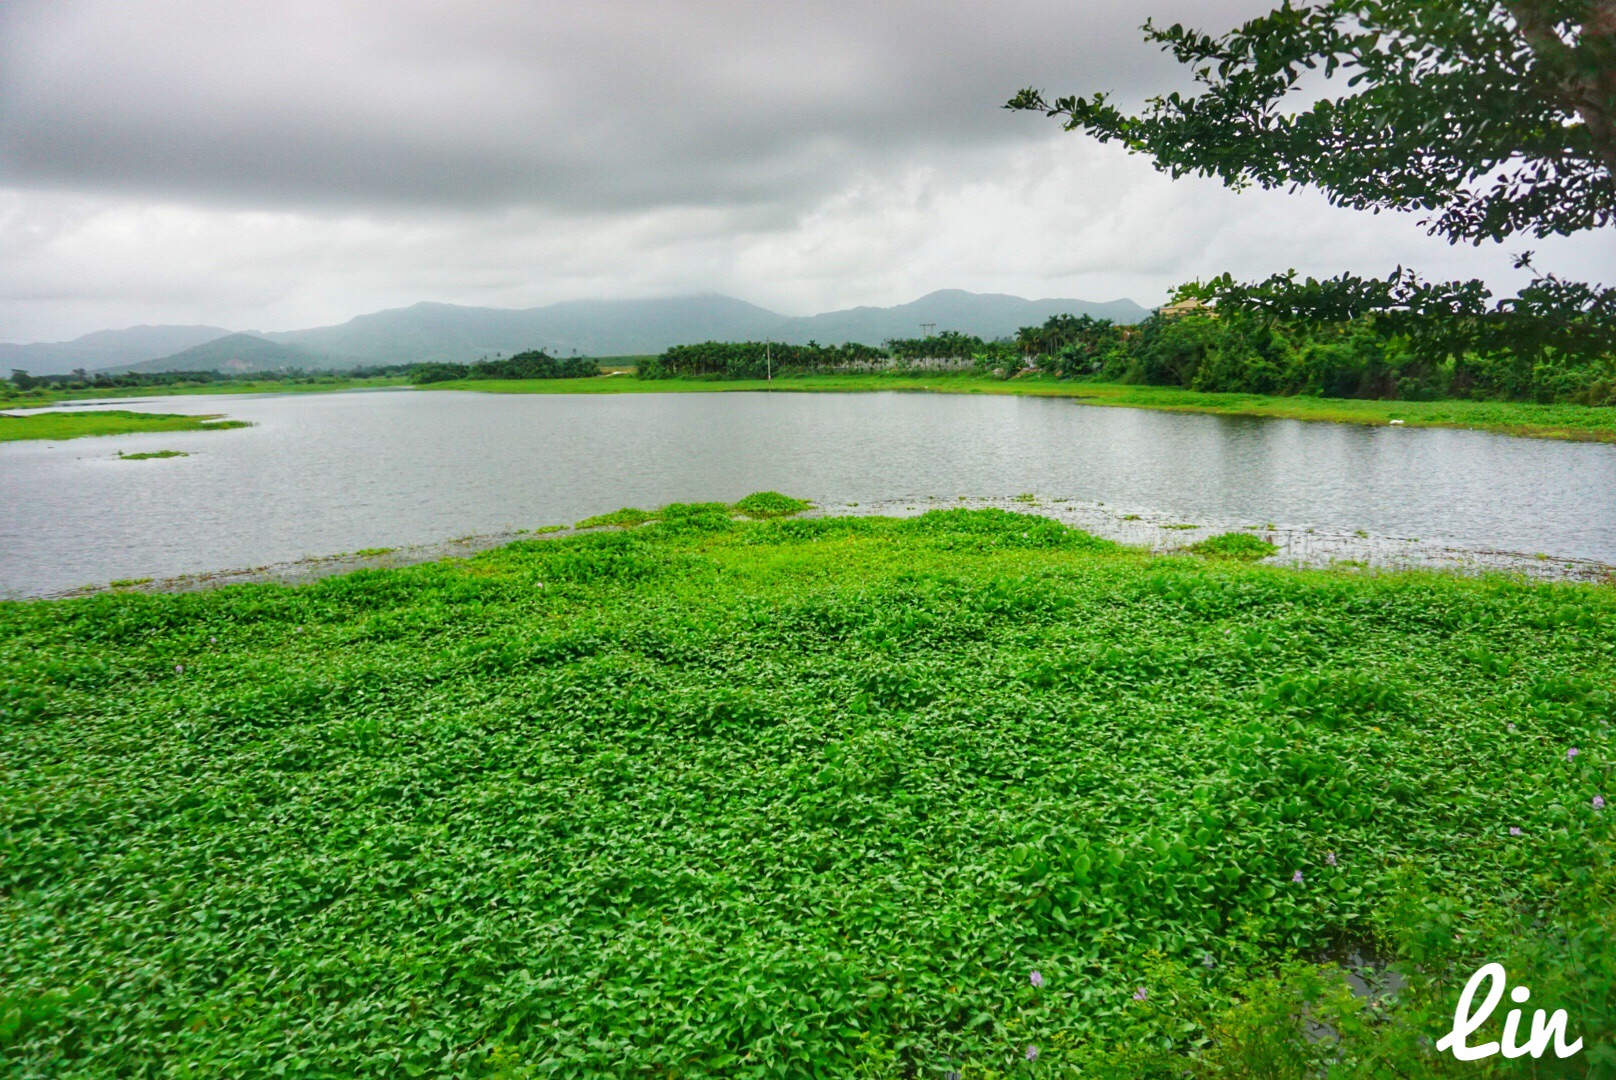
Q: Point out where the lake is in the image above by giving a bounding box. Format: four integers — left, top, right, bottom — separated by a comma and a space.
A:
3, 387, 1614, 597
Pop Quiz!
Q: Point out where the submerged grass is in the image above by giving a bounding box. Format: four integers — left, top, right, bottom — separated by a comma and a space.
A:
115, 449, 189, 460
0, 410, 248, 443
1, 505, 1613, 1077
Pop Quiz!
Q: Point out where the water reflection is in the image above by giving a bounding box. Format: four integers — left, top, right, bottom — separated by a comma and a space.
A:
2, 388, 1612, 596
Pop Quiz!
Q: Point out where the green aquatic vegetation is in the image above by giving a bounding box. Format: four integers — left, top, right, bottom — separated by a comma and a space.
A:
1161, 522, 1200, 530
0, 410, 247, 443
732, 491, 811, 519
115, 449, 188, 460
575, 505, 657, 529
0, 504, 1612, 1077
1188, 532, 1281, 561
579, 493, 811, 530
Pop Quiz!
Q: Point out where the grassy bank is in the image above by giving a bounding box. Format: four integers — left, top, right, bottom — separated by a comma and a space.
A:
0, 409, 249, 443
14, 372, 1612, 442
427, 373, 1616, 443
2, 503, 1611, 1077
0, 376, 409, 410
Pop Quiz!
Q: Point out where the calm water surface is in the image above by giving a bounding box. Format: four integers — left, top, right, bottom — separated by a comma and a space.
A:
3, 388, 1613, 596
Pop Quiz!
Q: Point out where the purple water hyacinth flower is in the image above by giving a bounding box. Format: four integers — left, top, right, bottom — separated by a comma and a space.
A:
1507, 723, 1516, 732
1292, 870, 1304, 884
175, 664, 183, 674
1568, 747, 1580, 762
1203, 953, 1216, 969
1133, 987, 1148, 1002
1025, 1045, 1039, 1062
1510, 826, 1523, 836
1595, 795, 1606, 810
1029, 970, 1044, 988
1326, 852, 1337, 866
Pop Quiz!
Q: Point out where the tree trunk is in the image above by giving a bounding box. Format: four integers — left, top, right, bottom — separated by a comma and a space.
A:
1505, 0, 1616, 176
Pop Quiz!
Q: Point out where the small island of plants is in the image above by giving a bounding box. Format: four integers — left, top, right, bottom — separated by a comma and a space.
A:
0, 410, 249, 444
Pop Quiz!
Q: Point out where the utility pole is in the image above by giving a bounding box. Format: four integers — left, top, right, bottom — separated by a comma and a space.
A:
920, 323, 936, 339
765, 339, 772, 383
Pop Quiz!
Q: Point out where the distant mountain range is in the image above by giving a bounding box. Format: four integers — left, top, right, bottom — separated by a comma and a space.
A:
0, 324, 233, 376
2, 290, 1151, 375
117, 333, 343, 375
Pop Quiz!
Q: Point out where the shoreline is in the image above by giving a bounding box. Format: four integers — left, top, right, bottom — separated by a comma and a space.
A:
5, 375, 1614, 444
422, 375, 1616, 444
26, 496, 1613, 601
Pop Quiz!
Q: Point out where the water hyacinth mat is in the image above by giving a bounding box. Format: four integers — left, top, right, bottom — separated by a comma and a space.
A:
1, 501, 1612, 1078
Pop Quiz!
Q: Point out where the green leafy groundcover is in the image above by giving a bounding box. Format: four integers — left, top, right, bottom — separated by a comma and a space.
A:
1, 504, 1613, 1078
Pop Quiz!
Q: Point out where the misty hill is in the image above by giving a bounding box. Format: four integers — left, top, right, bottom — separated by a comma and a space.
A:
0, 325, 233, 376
260, 290, 1150, 364
264, 294, 790, 365
8, 291, 1152, 374
119, 334, 342, 374
789, 290, 1148, 345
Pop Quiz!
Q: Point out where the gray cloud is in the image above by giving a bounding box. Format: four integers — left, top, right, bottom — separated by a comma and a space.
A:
1, 0, 1258, 211
0, 0, 1608, 344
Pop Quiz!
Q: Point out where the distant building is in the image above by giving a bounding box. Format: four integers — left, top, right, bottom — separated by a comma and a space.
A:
1160, 298, 1213, 319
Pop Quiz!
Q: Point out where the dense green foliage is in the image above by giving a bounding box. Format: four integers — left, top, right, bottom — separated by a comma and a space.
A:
630, 306, 1616, 405
2, 506, 1612, 1077
1169, 263, 1616, 380
1009, 1, 1616, 380
1109, 310, 1616, 404
883, 332, 994, 364
1008, 1, 1615, 244
411, 352, 602, 385
0, 410, 249, 443
1012, 316, 1127, 377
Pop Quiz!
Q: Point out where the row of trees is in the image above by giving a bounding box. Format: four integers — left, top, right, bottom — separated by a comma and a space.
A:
638, 340, 887, 379
640, 326, 1119, 379
408, 351, 601, 384
630, 300, 1615, 404
3, 350, 603, 394
3, 365, 416, 394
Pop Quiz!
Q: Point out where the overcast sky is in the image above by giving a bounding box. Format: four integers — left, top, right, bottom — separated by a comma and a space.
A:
1, 0, 1611, 343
